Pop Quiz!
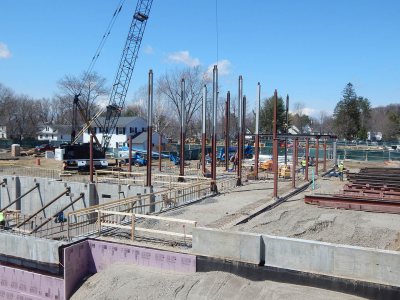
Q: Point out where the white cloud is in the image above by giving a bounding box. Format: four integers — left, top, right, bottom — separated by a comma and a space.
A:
167, 51, 200, 67
0, 42, 11, 59
302, 107, 317, 116
205, 59, 232, 80
143, 45, 154, 55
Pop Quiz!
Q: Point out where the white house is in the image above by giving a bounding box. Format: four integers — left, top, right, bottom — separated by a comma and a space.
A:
83, 116, 148, 149
0, 125, 6, 139
130, 131, 167, 150
37, 124, 78, 143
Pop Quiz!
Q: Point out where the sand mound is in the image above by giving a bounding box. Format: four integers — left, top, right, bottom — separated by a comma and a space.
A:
71, 263, 364, 300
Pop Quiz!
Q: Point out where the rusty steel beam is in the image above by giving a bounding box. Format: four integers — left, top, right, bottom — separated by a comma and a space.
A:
323, 139, 327, 172
128, 135, 132, 173
315, 138, 319, 176
146, 69, 153, 187
90, 134, 94, 183
202, 85, 207, 175
179, 79, 185, 181
305, 194, 400, 214
273, 89, 278, 198
292, 138, 298, 188
237, 76, 243, 186
225, 92, 230, 171
305, 137, 309, 181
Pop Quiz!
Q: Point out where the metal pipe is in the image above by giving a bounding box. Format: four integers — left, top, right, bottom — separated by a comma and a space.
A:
315, 138, 319, 176
254, 83, 261, 179
284, 94, 289, 165
17, 188, 70, 228
31, 192, 84, 233
1, 184, 39, 212
90, 134, 94, 183
202, 85, 207, 175
305, 137, 309, 181
333, 139, 337, 166
128, 135, 132, 173
237, 76, 243, 186
211, 65, 218, 192
179, 78, 185, 180
146, 69, 153, 187
292, 138, 298, 188
323, 139, 327, 172
225, 91, 230, 171
273, 89, 278, 198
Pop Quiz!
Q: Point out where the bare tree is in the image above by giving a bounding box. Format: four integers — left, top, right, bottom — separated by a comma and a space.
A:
55, 71, 108, 122
157, 66, 210, 136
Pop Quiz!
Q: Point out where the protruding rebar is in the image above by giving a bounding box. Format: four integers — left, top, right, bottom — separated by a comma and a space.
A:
323, 139, 327, 172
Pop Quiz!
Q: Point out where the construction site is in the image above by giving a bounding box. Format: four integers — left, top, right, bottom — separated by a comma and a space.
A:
1, 1, 400, 300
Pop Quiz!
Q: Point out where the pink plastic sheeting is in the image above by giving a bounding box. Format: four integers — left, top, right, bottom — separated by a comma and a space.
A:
88, 240, 196, 274
63, 241, 92, 300
0, 265, 64, 300
63, 239, 196, 298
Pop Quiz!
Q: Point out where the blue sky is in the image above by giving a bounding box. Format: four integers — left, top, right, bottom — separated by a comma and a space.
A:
1, 0, 399, 117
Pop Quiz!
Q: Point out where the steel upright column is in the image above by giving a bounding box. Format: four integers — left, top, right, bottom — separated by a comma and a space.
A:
211, 65, 218, 192
225, 92, 230, 171
89, 134, 94, 183
315, 138, 319, 175
284, 94, 289, 165
179, 79, 185, 181
273, 90, 278, 198
128, 135, 132, 173
237, 76, 243, 186
323, 139, 327, 172
254, 83, 261, 179
292, 137, 298, 188
202, 85, 207, 175
305, 137, 309, 181
158, 132, 162, 172
146, 70, 153, 187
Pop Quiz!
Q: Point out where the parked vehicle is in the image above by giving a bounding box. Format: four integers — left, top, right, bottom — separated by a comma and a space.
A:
35, 144, 55, 153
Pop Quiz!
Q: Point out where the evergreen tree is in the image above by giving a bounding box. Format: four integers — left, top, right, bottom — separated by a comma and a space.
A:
260, 95, 287, 133
333, 83, 371, 140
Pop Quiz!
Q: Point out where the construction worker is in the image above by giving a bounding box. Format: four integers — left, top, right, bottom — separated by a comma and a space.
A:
338, 161, 344, 181
301, 157, 307, 174
0, 212, 5, 229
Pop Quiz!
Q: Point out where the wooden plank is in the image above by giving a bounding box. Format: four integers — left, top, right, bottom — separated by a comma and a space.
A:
135, 213, 197, 225
135, 227, 192, 238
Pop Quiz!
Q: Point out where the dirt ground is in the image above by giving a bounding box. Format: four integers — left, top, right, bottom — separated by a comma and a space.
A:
71, 264, 365, 300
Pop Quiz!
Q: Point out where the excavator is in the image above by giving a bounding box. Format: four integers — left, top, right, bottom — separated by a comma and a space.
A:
62, 0, 153, 170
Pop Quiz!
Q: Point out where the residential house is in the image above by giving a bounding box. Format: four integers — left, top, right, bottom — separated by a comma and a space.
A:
37, 124, 78, 143
0, 125, 6, 139
83, 116, 148, 149
130, 131, 167, 150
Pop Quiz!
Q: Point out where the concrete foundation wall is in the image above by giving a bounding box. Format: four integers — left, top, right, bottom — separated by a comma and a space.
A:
192, 227, 262, 264
0, 232, 65, 273
263, 235, 400, 287
0, 175, 150, 217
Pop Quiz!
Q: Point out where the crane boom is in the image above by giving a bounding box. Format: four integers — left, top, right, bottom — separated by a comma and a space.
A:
100, 0, 153, 151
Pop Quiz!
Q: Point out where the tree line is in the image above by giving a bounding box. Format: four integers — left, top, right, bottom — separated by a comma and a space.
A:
1, 67, 399, 142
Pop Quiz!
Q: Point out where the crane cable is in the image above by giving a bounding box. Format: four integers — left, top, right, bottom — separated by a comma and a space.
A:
79, 0, 127, 96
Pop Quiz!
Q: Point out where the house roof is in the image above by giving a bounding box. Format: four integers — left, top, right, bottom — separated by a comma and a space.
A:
93, 116, 147, 128
38, 124, 72, 135
131, 132, 147, 144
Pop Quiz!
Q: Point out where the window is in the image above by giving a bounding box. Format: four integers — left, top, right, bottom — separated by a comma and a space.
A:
60, 135, 63, 139
45, 134, 48, 138
39, 135, 43, 139
117, 127, 124, 135
51, 135, 54, 139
